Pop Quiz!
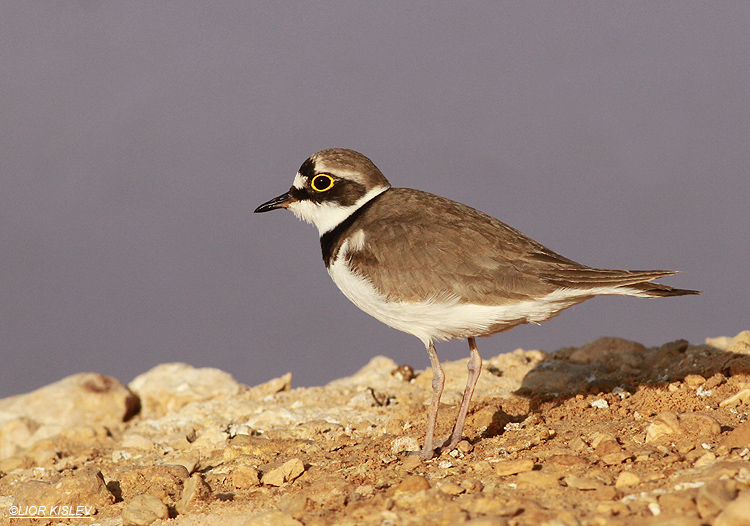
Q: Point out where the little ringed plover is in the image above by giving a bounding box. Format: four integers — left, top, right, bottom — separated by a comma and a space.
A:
255, 148, 700, 459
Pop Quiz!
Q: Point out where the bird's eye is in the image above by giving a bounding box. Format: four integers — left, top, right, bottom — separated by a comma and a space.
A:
311, 174, 335, 192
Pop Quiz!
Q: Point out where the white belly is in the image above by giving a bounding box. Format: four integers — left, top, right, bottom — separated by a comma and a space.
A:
327, 253, 646, 346
328, 259, 561, 345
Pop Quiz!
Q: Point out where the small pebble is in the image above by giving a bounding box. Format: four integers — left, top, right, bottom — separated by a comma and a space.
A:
437, 481, 465, 495
720, 389, 750, 407
460, 479, 484, 493
176, 474, 212, 514
565, 475, 603, 490
261, 466, 286, 487
515, 471, 560, 489
233, 465, 260, 488
385, 418, 407, 435
390, 365, 415, 382
601, 452, 632, 465
283, 458, 305, 481
494, 458, 534, 477
400, 454, 423, 471
394, 475, 431, 493
718, 419, 750, 453
546, 454, 588, 467
169, 451, 200, 474
391, 436, 420, 454
261, 458, 305, 487
694, 452, 716, 467
685, 374, 706, 388
594, 438, 623, 457
122, 494, 169, 526
615, 471, 641, 490
590, 399, 609, 409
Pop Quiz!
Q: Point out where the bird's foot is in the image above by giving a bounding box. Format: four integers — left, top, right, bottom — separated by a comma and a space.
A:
405, 448, 437, 460
404, 435, 465, 461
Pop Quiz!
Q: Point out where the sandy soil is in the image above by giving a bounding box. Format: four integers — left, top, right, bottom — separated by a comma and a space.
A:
2, 332, 750, 526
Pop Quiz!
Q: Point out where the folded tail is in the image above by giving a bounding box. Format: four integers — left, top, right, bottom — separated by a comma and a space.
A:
541, 268, 702, 298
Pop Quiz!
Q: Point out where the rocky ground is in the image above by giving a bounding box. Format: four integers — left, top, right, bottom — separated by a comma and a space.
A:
2, 331, 750, 526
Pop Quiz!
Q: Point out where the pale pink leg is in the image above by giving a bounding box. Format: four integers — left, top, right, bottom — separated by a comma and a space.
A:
419, 340, 444, 459
439, 337, 482, 452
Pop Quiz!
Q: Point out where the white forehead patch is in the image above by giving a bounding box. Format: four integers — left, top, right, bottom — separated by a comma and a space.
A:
292, 172, 306, 189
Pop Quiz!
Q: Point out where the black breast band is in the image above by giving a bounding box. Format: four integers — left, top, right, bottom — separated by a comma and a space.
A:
320, 191, 387, 267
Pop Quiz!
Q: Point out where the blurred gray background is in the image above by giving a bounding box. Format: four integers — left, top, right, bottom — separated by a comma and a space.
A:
1, 2, 747, 398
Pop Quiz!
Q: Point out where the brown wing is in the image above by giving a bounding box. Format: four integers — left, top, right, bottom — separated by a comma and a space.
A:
342, 188, 566, 304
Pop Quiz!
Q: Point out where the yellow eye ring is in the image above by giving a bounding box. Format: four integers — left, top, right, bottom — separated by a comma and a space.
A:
311, 174, 335, 192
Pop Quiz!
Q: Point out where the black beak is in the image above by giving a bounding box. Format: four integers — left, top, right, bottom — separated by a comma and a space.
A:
254, 191, 295, 213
